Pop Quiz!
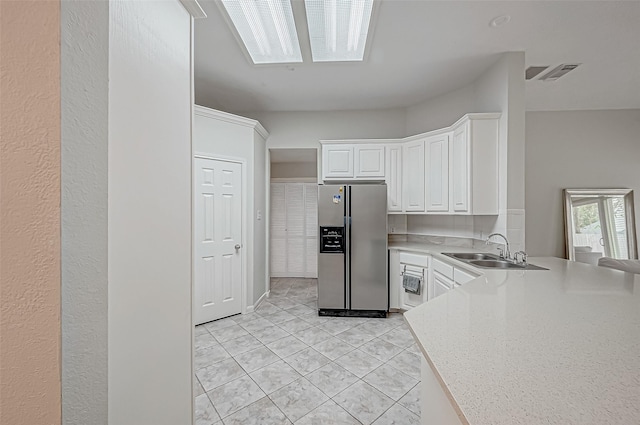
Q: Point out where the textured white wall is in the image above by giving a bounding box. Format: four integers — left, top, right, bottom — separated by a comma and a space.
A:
254, 133, 268, 303
525, 109, 640, 257
61, 1, 109, 424
108, 1, 193, 423
271, 162, 318, 179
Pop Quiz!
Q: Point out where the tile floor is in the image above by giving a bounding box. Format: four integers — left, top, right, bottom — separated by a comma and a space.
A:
194, 278, 422, 425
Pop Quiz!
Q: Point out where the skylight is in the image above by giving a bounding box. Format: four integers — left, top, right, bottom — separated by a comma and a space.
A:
304, 0, 374, 62
220, 0, 374, 64
221, 0, 303, 64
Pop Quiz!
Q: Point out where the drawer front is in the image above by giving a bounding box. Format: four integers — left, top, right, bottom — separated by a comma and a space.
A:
454, 268, 478, 285
433, 258, 454, 279
399, 252, 430, 268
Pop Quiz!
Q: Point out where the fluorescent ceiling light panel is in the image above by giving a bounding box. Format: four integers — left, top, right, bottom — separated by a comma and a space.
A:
305, 0, 374, 62
221, 0, 303, 64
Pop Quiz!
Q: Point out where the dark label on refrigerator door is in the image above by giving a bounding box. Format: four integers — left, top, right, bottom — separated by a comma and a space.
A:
320, 227, 344, 253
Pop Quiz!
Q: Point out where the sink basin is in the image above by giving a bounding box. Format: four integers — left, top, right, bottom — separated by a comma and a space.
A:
469, 259, 524, 269
447, 253, 498, 261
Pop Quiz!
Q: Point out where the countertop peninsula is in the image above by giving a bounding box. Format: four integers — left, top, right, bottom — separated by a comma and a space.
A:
395, 244, 640, 425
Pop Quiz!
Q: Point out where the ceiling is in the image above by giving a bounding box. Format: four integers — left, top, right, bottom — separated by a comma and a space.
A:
194, 1, 640, 113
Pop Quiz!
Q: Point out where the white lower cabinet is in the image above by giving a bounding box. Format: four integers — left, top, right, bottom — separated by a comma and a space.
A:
390, 251, 481, 309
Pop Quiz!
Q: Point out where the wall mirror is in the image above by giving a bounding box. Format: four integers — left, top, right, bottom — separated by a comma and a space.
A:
564, 189, 638, 264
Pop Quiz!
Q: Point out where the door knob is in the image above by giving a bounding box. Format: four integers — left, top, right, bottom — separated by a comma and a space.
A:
235, 244, 241, 250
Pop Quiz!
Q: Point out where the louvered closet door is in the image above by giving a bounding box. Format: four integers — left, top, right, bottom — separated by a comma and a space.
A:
270, 183, 287, 276
269, 182, 319, 278
285, 184, 305, 276
304, 183, 318, 278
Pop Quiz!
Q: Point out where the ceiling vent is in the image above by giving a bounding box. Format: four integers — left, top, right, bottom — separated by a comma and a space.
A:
525, 66, 549, 80
538, 63, 581, 82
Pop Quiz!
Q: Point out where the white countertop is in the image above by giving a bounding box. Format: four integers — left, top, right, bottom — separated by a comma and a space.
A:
396, 243, 640, 425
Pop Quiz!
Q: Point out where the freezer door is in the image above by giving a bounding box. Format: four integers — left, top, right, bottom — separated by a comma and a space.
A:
317, 185, 346, 309
349, 185, 388, 311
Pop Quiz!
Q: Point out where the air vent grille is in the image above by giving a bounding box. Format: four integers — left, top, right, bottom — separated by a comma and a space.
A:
525, 66, 549, 80
539, 63, 581, 81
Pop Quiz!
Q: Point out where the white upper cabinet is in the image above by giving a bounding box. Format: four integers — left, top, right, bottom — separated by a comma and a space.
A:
354, 144, 385, 178
322, 143, 385, 180
452, 124, 469, 212
402, 139, 426, 212
385, 144, 402, 212
321, 113, 499, 215
425, 133, 450, 212
451, 115, 499, 215
322, 144, 354, 179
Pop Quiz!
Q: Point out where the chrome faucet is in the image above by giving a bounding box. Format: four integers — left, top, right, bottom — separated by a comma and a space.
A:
486, 233, 511, 260
513, 251, 528, 266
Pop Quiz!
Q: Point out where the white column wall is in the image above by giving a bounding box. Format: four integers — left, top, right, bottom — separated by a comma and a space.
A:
108, 1, 193, 423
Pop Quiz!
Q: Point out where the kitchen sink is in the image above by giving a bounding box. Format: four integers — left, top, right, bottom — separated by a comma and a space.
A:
469, 259, 524, 269
442, 253, 549, 271
446, 253, 499, 261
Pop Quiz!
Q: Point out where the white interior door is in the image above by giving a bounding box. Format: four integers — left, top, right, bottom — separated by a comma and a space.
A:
194, 157, 243, 325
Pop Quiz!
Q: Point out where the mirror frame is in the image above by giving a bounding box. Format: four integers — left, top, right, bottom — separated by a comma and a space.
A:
563, 189, 638, 261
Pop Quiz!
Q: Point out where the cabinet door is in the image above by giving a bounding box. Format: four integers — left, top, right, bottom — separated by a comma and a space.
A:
433, 272, 453, 299
354, 144, 385, 178
452, 124, 469, 212
385, 145, 402, 212
425, 134, 450, 212
322, 144, 354, 179
402, 140, 426, 212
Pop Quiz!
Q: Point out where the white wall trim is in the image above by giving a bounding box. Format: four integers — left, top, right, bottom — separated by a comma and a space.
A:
270, 177, 317, 183
178, 0, 206, 18
249, 290, 270, 313
194, 105, 269, 139
320, 112, 501, 145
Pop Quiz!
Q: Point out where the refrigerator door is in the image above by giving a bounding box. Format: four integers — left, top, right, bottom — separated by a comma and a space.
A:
317, 185, 346, 310
349, 184, 388, 311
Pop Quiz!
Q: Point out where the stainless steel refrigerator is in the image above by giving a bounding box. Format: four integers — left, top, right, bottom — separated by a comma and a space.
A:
317, 184, 388, 317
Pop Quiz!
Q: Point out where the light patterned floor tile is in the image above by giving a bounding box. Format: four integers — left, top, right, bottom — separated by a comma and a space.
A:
358, 338, 404, 362
208, 376, 265, 418
195, 332, 219, 350
305, 362, 359, 398
255, 301, 282, 316
196, 358, 246, 391
262, 309, 297, 324
269, 378, 329, 423
195, 375, 205, 397
195, 325, 210, 336
231, 312, 260, 325
285, 304, 317, 317
334, 349, 383, 378
239, 317, 274, 333
195, 393, 221, 425
195, 343, 231, 370
283, 347, 330, 376
397, 383, 421, 417
204, 317, 238, 333
233, 346, 280, 373
385, 350, 421, 380
295, 400, 361, 425
278, 318, 315, 333
222, 396, 291, 425
377, 326, 416, 349
292, 327, 333, 346
250, 325, 291, 345
219, 334, 263, 357
311, 337, 356, 361
371, 403, 420, 425
268, 297, 300, 310
363, 363, 418, 401
211, 324, 250, 343
333, 381, 394, 425
334, 327, 378, 347
249, 360, 302, 394
266, 335, 309, 359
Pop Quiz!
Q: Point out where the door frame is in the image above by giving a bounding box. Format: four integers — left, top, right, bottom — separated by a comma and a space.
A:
193, 153, 249, 316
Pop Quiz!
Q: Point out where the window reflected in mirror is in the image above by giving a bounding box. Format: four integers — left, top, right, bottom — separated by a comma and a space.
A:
564, 189, 637, 265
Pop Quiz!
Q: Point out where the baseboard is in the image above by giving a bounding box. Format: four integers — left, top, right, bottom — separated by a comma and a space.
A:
249, 291, 270, 313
